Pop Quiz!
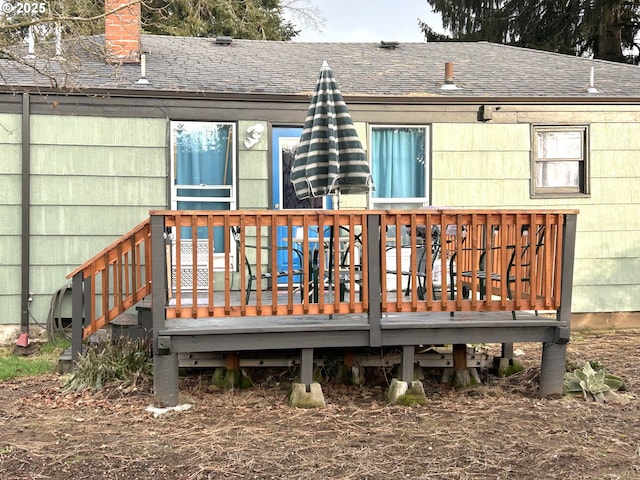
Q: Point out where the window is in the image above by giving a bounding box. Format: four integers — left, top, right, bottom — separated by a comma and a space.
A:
170, 121, 236, 274
532, 126, 589, 197
370, 126, 429, 209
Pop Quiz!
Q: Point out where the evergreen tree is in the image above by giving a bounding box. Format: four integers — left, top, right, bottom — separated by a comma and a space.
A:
420, 0, 640, 63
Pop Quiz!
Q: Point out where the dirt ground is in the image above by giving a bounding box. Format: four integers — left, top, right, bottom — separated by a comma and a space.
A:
1, 330, 639, 480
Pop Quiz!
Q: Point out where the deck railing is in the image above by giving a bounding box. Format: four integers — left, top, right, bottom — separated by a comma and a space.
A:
69, 209, 578, 352
67, 218, 152, 341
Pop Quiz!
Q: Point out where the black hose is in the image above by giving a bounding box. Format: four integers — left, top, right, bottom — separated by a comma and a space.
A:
45, 285, 72, 341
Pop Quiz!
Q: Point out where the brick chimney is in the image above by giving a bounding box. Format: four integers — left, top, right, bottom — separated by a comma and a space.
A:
105, 0, 141, 64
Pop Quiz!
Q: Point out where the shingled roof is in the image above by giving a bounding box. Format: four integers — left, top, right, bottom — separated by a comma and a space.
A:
2, 35, 640, 100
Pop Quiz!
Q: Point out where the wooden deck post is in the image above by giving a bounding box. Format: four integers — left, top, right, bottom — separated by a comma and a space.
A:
539, 213, 577, 397
453, 344, 467, 371
151, 214, 179, 407
401, 346, 415, 381
300, 348, 314, 386
367, 214, 382, 347
71, 272, 84, 362
539, 342, 567, 397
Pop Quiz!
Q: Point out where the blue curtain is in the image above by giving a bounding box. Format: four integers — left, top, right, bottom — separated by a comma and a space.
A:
371, 127, 425, 199
174, 123, 233, 248
175, 124, 232, 186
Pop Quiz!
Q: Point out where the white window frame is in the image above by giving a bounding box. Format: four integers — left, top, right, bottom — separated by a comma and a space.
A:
368, 124, 430, 210
170, 121, 237, 211
169, 121, 237, 284
531, 125, 590, 198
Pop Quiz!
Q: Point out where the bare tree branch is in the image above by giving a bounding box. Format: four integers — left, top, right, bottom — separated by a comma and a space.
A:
281, 0, 325, 33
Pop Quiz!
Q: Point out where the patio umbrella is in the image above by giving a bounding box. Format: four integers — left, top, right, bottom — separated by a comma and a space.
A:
290, 61, 373, 204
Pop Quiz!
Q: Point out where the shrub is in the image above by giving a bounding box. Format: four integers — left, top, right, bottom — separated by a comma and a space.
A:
563, 361, 627, 403
63, 337, 152, 392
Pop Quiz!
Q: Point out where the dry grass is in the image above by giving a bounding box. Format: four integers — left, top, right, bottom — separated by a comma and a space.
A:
1, 330, 639, 479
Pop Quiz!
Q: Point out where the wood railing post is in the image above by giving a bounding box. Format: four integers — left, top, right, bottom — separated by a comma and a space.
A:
71, 271, 84, 362
150, 214, 168, 352
556, 213, 577, 338
151, 214, 179, 407
367, 214, 381, 347
539, 213, 577, 397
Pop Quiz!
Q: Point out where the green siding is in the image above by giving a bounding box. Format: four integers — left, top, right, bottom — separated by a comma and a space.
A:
0, 175, 20, 205
575, 232, 637, 259
571, 123, 640, 312
436, 152, 530, 179
572, 285, 640, 313
0, 114, 20, 144
30, 206, 157, 235
2, 109, 639, 328
238, 179, 269, 208
591, 123, 640, 150
0, 266, 21, 295
31, 145, 166, 176
0, 236, 21, 264
590, 150, 636, 177
0, 115, 22, 326
237, 128, 269, 208
0, 115, 168, 327
0, 296, 20, 326
0, 206, 21, 235
238, 150, 269, 179
31, 115, 166, 147
31, 176, 166, 206
431, 121, 640, 314
0, 145, 21, 174
573, 258, 640, 286
432, 124, 532, 207
29, 265, 80, 294
433, 124, 530, 152
30, 236, 122, 265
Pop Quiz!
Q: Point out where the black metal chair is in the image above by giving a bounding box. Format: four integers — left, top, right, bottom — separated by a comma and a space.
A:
384, 225, 441, 301
457, 225, 545, 318
231, 226, 305, 303
332, 226, 364, 302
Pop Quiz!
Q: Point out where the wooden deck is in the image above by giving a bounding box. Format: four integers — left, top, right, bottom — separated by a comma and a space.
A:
68, 209, 578, 406
159, 311, 559, 352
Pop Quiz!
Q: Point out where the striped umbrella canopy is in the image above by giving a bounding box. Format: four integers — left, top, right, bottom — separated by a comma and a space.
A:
290, 61, 374, 200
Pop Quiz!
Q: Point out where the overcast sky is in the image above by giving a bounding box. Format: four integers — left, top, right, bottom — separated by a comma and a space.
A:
289, 0, 444, 42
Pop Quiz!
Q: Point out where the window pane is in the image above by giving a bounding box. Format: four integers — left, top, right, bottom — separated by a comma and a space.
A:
536, 161, 580, 188
174, 122, 234, 186
371, 127, 426, 199
537, 131, 583, 159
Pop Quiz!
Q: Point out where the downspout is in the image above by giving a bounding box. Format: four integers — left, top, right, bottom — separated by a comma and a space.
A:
18, 93, 31, 344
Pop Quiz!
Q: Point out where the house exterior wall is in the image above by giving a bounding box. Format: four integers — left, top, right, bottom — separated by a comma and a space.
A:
27, 115, 167, 324
238, 120, 269, 209
431, 122, 640, 314
0, 114, 22, 328
1, 96, 639, 336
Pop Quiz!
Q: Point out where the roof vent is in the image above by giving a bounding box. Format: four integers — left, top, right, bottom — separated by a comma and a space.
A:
216, 36, 233, 45
134, 54, 151, 85
441, 62, 460, 90
380, 41, 399, 49
587, 66, 599, 94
